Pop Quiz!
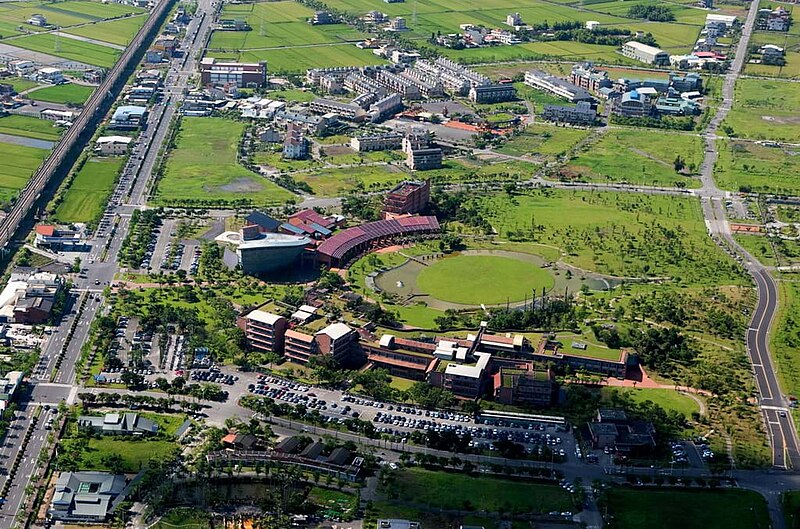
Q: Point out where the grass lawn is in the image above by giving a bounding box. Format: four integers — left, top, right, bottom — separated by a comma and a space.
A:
155, 117, 295, 207
714, 140, 800, 195
390, 376, 416, 391
603, 387, 700, 417
154, 509, 210, 529
784, 490, 800, 529
270, 89, 316, 103
0, 114, 63, 141
0, 141, 48, 202
723, 78, 800, 141
773, 280, 800, 399
416, 254, 555, 305
477, 191, 742, 285
65, 14, 147, 46
10, 33, 121, 68
83, 437, 178, 472
53, 157, 122, 223
568, 129, 702, 188
29, 83, 94, 105
2, 77, 39, 93
498, 123, 592, 158
605, 488, 769, 529
734, 234, 777, 267
294, 165, 407, 196
392, 468, 572, 513
544, 331, 623, 361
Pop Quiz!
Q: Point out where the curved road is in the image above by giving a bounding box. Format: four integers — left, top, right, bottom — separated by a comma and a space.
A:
696, 0, 800, 470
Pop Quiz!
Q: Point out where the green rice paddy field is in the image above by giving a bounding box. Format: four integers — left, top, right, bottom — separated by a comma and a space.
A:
206, 0, 708, 70
65, 14, 147, 46
9, 33, 121, 68
0, 141, 47, 203
54, 157, 123, 223
155, 117, 295, 207
0, 114, 63, 141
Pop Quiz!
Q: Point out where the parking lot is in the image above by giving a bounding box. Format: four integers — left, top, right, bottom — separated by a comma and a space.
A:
247, 375, 576, 460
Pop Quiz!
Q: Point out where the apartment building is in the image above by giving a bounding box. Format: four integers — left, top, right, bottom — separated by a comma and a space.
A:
309, 97, 366, 120
468, 83, 516, 103
524, 70, 593, 102
402, 129, 442, 170
351, 131, 403, 152
542, 101, 597, 125
570, 63, 612, 93
284, 329, 317, 364
316, 323, 360, 366
374, 70, 422, 99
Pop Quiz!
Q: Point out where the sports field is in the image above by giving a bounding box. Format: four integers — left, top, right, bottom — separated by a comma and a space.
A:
0, 141, 48, 203
714, 140, 800, 195
605, 488, 769, 529
29, 83, 94, 105
568, 129, 703, 187
54, 157, 122, 223
155, 117, 295, 207
416, 254, 554, 305
0, 114, 63, 141
65, 14, 147, 46
9, 32, 121, 68
723, 78, 800, 141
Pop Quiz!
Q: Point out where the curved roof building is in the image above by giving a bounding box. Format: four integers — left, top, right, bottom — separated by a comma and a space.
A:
237, 232, 311, 275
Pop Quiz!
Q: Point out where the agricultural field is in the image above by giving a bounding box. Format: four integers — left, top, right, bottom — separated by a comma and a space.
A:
0, 114, 63, 141
154, 117, 295, 207
566, 129, 703, 187
723, 78, 800, 141
207, 43, 384, 73
604, 488, 769, 529
53, 157, 123, 223
476, 190, 743, 285
714, 140, 800, 195
386, 468, 573, 513
0, 0, 144, 37
205, 0, 375, 73
0, 141, 48, 203
9, 32, 121, 68
497, 123, 592, 158
65, 14, 147, 46
29, 83, 94, 105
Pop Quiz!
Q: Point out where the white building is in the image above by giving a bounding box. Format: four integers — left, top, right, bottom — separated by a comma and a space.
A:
27, 14, 47, 26
621, 41, 670, 65
37, 67, 64, 84
586, 20, 600, 30
95, 136, 133, 155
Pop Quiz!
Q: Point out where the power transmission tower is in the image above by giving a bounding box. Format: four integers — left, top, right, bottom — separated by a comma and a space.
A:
412, 0, 417, 24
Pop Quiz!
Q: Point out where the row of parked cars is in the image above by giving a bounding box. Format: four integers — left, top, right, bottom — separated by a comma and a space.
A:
192, 368, 237, 385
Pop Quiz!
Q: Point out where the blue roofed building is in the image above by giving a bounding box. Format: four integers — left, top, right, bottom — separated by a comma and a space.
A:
109, 105, 147, 130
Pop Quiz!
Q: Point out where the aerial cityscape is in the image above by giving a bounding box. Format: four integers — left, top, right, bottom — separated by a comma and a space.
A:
0, 0, 796, 527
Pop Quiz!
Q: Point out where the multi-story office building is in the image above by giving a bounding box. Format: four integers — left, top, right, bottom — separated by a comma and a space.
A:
199, 58, 266, 87
383, 180, 430, 217
238, 309, 288, 353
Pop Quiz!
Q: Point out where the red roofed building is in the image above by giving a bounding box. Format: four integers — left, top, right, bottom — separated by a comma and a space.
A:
383, 180, 430, 219
316, 216, 440, 267
36, 225, 55, 237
